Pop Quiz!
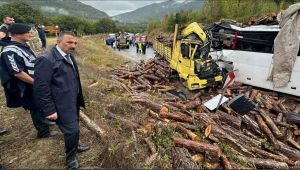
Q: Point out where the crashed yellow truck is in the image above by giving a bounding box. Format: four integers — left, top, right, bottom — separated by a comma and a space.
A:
153, 22, 223, 91
153, 21, 300, 97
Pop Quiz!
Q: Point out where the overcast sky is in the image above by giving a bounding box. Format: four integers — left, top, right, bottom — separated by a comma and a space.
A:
79, 0, 165, 16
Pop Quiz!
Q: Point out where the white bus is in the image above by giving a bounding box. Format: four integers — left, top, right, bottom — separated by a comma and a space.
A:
208, 23, 300, 97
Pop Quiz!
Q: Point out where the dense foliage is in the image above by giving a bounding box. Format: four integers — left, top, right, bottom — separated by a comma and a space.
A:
146, 0, 300, 32
0, 1, 146, 35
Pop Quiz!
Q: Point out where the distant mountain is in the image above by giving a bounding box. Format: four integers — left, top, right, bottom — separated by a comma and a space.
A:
113, 0, 204, 23
0, 0, 108, 20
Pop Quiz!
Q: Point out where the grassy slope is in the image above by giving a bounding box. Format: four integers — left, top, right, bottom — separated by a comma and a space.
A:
0, 35, 158, 169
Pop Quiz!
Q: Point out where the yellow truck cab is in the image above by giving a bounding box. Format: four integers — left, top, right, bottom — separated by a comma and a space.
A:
156, 22, 223, 90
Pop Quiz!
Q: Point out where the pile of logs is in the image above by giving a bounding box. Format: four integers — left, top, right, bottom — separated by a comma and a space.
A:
244, 12, 278, 26
111, 56, 173, 93
111, 59, 300, 169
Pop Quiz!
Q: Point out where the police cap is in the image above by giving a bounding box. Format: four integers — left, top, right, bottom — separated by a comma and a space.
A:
8, 23, 31, 34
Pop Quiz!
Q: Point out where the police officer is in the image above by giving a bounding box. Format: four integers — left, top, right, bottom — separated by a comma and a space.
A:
0, 16, 14, 50
0, 16, 14, 40
0, 23, 51, 138
34, 31, 90, 169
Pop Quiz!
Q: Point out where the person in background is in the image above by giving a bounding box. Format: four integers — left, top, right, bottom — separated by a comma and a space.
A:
36, 24, 46, 49
0, 16, 14, 40
0, 16, 14, 50
27, 24, 43, 55
34, 31, 90, 169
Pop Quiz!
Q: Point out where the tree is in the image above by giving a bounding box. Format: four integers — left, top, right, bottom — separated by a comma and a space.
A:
95, 17, 116, 33
0, 1, 46, 24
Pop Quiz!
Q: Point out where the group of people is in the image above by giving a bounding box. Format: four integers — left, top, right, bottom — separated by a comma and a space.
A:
0, 16, 46, 55
136, 42, 147, 55
0, 16, 89, 169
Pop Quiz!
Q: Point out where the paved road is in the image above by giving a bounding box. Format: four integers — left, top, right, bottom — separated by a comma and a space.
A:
112, 45, 156, 63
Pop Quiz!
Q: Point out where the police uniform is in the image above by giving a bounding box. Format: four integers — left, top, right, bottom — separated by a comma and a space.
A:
0, 23, 50, 138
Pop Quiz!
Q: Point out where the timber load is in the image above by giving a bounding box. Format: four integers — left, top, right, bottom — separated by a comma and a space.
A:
111, 57, 300, 169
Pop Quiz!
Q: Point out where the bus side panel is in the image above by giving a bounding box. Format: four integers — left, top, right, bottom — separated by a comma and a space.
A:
222, 50, 300, 97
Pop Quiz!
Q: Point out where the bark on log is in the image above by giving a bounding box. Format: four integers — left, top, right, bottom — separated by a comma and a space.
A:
143, 74, 161, 81
148, 110, 170, 122
258, 109, 283, 139
245, 157, 288, 169
131, 98, 165, 113
184, 100, 202, 110
255, 114, 280, 149
215, 110, 242, 129
160, 112, 193, 123
172, 147, 199, 169
241, 115, 262, 136
194, 113, 254, 156
276, 141, 300, 161
173, 137, 222, 157
144, 152, 159, 166
221, 154, 233, 169
249, 147, 294, 165
287, 130, 300, 151
79, 111, 105, 137
144, 137, 157, 154
174, 123, 201, 141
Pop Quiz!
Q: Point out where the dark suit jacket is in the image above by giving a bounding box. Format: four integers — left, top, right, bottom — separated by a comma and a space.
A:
33, 46, 85, 124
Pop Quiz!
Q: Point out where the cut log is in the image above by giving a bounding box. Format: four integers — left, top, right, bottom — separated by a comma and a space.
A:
215, 110, 242, 129
258, 109, 283, 139
160, 112, 193, 123
172, 147, 199, 169
88, 81, 99, 88
276, 112, 284, 122
106, 111, 140, 129
194, 113, 254, 156
131, 98, 164, 113
221, 154, 233, 169
143, 74, 161, 81
174, 123, 201, 141
173, 137, 222, 157
177, 122, 196, 131
144, 137, 157, 154
205, 124, 212, 137
148, 110, 170, 122
255, 114, 280, 149
79, 111, 105, 137
220, 104, 233, 114
144, 152, 159, 166
184, 100, 202, 110
250, 89, 259, 100
190, 91, 203, 101
241, 114, 263, 136
287, 130, 300, 151
278, 141, 300, 161
245, 157, 288, 169
249, 147, 294, 165
192, 154, 205, 162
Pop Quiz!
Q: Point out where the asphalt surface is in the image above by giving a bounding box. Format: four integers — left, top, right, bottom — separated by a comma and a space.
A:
111, 45, 156, 62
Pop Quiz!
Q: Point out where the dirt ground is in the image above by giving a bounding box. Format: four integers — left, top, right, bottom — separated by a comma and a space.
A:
0, 35, 161, 169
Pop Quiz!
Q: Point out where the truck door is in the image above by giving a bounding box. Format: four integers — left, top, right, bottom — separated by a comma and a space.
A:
177, 42, 191, 79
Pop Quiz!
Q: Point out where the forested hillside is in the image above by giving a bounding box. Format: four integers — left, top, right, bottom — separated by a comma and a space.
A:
147, 0, 300, 32
0, 0, 108, 20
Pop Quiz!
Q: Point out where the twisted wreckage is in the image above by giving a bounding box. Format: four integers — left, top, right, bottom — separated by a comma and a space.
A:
110, 4, 300, 169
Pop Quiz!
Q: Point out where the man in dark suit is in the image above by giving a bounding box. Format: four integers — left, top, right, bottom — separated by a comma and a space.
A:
33, 31, 89, 169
